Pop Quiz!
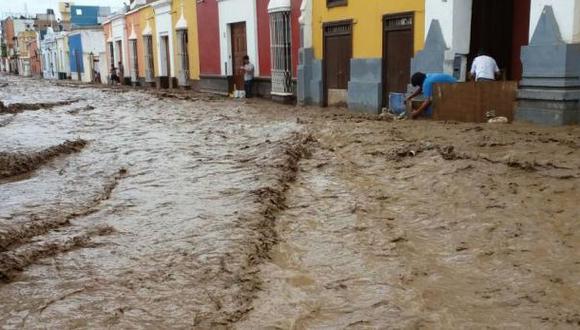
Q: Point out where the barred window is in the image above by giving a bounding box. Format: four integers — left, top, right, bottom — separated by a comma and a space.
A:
143, 35, 154, 82
270, 10, 293, 95
176, 29, 190, 86
129, 39, 138, 82
108, 42, 114, 70
327, 0, 347, 8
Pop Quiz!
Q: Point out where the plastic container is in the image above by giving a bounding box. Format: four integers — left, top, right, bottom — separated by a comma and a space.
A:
389, 92, 406, 115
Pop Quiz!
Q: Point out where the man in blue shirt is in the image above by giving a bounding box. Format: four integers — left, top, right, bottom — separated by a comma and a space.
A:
406, 72, 457, 119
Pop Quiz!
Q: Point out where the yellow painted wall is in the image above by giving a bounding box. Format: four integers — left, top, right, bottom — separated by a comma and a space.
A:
139, 5, 159, 76
171, 0, 200, 80
312, 0, 425, 59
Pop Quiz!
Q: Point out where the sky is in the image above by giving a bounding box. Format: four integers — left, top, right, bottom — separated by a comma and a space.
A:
0, 0, 125, 18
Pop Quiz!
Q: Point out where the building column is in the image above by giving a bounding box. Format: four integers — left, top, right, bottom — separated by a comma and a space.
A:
297, 0, 322, 106
268, 0, 293, 103
516, 3, 580, 125
412, 0, 472, 80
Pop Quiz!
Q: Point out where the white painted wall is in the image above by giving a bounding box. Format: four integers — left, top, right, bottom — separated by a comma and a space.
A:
40, 29, 59, 79
299, 0, 312, 48
82, 30, 106, 83
56, 35, 70, 76
12, 19, 35, 35
424, 0, 472, 54
529, 0, 580, 43
112, 16, 128, 77
217, 0, 259, 76
153, 0, 175, 77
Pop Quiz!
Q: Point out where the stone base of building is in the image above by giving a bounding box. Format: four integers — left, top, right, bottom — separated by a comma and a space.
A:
347, 58, 382, 114
199, 74, 231, 95
298, 48, 323, 106
516, 99, 579, 125
156, 76, 170, 89
271, 94, 295, 105
515, 6, 580, 126
253, 77, 272, 98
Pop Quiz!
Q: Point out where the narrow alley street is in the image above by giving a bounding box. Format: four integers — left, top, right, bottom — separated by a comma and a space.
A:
1, 76, 580, 329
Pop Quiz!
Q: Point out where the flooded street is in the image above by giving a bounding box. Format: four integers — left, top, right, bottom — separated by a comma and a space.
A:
1, 75, 580, 329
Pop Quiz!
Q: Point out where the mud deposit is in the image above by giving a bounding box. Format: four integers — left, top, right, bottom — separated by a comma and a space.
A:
0, 139, 87, 179
1, 75, 579, 328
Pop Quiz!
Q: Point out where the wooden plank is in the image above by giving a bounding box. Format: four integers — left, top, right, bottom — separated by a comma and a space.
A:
432, 81, 517, 123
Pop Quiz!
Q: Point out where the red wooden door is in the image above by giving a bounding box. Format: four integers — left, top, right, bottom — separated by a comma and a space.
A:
231, 22, 247, 90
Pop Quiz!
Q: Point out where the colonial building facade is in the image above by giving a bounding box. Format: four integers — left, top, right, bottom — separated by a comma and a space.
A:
3, 0, 578, 126
298, 0, 426, 113
413, 0, 580, 125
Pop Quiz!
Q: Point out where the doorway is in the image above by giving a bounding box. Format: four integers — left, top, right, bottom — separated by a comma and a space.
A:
469, 0, 530, 80
323, 20, 352, 106
382, 13, 414, 105
160, 35, 171, 77
115, 40, 123, 77
230, 22, 247, 91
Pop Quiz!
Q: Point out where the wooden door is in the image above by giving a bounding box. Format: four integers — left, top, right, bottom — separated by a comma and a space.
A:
323, 21, 352, 105
161, 36, 171, 77
230, 22, 247, 90
383, 14, 414, 104
116, 40, 123, 75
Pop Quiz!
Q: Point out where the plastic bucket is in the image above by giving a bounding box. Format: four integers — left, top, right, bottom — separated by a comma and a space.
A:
389, 92, 406, 115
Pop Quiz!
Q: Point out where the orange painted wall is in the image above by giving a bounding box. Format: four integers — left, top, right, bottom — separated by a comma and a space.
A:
28, 39, 41, 75
124, 8, 146, 78
103, 21, 113, 69
4, 18, 15, 51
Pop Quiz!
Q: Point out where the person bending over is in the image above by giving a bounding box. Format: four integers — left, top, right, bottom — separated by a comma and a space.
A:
470, 50, 500, 81
406, 72, 457, 119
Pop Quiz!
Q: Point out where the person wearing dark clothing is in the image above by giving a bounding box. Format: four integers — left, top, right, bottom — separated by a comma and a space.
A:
240, 55, 255, 98
110, 65, 120, 85
117, 61, 124, 84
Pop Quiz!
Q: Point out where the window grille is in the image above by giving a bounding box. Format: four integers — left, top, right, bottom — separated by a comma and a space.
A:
130, 39, 138, 83
176, 29, 189, 86
324, 23, 351, 36
143, 36, 154, 82
384, 16, 413, 31
108, 42, 114, 71
327, 0, 347, 8
270, 10, 293, 95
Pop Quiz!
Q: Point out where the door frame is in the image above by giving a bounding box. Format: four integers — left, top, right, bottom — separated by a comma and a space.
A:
322, 19, 353, 107
382, 12, 414, 105
229, 21, 247, 91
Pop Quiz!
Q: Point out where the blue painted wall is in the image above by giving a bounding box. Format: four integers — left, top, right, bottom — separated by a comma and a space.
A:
68, 34, 83, 73
70, 6, 100, 27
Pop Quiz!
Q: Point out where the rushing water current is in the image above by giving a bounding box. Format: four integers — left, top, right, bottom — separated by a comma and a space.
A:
1, 76, 579, 329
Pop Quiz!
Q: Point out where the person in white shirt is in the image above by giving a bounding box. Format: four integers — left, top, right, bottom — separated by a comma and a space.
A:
240, 55, 255, 98
470, 50, 500, 81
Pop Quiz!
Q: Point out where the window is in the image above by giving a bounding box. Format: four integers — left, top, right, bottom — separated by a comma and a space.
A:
176, 29, 189, 86
269, 10, 293, 95
76, 9, 83, 15
108, 42, 114, 71
327, 0, 347, 8
143, 35, 154, 82
129, 39, 138, 82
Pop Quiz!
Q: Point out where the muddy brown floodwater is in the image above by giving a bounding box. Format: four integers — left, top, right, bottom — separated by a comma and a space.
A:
1, 75, 579, 329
